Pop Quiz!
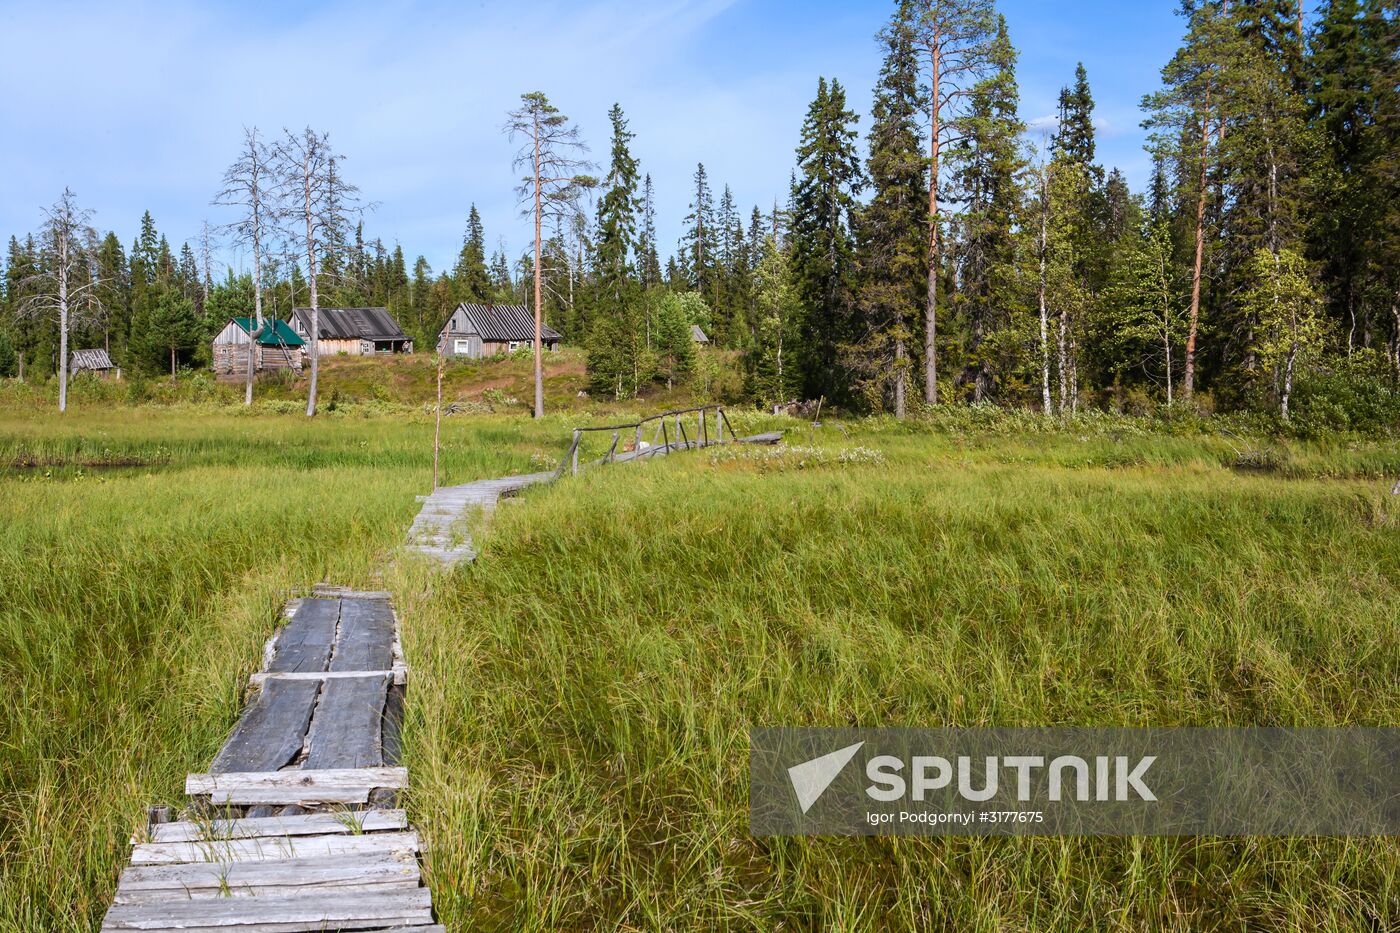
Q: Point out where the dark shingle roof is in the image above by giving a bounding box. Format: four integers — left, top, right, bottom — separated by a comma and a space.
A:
293, 307, 408, 341
450, 303, 561, 343
233, 317, 305, 347
71, 349, 115, 370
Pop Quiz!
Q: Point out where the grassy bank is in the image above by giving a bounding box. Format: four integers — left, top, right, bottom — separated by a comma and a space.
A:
394, 427, 1400, 931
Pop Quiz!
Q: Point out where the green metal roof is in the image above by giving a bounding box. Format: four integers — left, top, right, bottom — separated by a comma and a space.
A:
233, 317, 305, 347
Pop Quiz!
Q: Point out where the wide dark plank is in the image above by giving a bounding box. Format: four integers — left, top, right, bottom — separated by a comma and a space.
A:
304, 675, 390, 769
211, 679, 321, 773
268, 598, 339, 673
330, 598, 394, 671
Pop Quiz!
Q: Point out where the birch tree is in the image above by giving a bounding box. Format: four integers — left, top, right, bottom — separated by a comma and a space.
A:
215, 127, 279, 406
505, 92, 596, 418
1245, 247, 1324, 420
275, 127, 360, 417
20, 189, 102, 413
908, 0, 997, 404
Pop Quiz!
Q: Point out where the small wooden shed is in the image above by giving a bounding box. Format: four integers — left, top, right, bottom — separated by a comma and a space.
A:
436, 302, 561, 359
212, 317, 305, 375
71, 349, 120, 379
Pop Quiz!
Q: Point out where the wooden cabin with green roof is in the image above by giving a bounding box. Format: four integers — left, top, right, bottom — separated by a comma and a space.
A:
212, 316, 306, 376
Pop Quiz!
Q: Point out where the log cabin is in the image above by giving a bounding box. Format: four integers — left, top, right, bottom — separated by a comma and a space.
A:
211, 317, 305, 375
436, 302, 561, 359
291, 307, 413, 355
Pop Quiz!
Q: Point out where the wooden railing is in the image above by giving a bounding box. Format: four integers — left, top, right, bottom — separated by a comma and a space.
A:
555, 405, 740, 477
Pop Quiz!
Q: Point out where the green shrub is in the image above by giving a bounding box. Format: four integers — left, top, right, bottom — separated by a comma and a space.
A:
1291, 350, 1400, 436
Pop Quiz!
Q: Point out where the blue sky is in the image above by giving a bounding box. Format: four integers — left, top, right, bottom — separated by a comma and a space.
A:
0, 0, 1185, 276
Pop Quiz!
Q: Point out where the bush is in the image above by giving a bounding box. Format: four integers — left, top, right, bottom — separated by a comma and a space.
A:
1290, 350, 1400, 436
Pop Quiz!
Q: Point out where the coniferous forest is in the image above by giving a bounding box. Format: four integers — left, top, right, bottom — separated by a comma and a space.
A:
2, 1, 1397, 429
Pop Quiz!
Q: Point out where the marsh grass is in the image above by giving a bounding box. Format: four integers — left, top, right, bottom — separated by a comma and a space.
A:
395, 429, 1400, 931
0, 408, 558, 929
2, 406, 1397, 929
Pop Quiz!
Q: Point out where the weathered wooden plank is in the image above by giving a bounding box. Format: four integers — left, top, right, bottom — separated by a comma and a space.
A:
249, 670, 398, 687
101, 888, 432, 930
186, 767, 408, 806
210, 679, 320, 774
140, 810, 407, 845
130, 830, 420, 866
267, 598, 339, 674
112, 850, 419, 903
330, 599, 395, 671
304, 675, 390, 769
381, 685, 405, 766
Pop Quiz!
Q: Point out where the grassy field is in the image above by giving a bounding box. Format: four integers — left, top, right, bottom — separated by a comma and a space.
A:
1, 399, 1397, 930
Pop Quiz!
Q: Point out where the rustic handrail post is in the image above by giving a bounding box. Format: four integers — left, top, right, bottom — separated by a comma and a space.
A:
699, 408, 706, 447
678, 417, 690, 450
661, 418, 669, 453
716, 407, 724, 444
570, 429, 580, 476
607, 432, 619, 462
634, 423, 642, 454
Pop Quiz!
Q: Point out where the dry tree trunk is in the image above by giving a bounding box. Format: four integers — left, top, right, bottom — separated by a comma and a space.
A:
1038, 165, 1051, 416
532, 109, 545, 419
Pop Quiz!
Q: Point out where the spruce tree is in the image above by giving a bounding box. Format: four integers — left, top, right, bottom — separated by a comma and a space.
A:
851, 2, 926, 416
790, 77, 863, 401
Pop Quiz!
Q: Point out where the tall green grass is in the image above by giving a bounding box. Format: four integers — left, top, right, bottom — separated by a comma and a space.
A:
0, 409, 558, 929
2, 407, 1396, 929
395, 432, 1400, 931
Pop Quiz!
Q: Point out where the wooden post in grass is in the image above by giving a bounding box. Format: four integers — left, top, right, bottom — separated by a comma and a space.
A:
432, 351, 444, 489
570, 429, 580, 475
634, 423, 642, 453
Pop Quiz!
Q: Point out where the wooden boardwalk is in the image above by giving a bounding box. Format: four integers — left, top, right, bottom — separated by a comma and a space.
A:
405, 471, 554, 565
404, 428, 783, 566
101, 585, 441, 932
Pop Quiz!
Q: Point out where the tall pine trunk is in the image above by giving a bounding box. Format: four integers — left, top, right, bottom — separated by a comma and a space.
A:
924, 34, 941, 405
1184, 87, 1211, 402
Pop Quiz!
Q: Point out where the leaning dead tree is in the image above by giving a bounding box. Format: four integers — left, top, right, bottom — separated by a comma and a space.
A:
908, 0, 997, 405
275, 127, 359, 417
215, 126, 280, 406
505, 91, 596, 418
20, 189, 103, 413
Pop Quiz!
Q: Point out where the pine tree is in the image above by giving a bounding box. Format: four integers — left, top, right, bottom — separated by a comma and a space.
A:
908, 0, 999, 403
949, 15, 1025, 403
790, 77, 863, 401
851, 2, 926, 416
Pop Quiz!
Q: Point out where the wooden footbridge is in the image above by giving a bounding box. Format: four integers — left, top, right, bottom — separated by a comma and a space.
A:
101, 408, 779, 929
406, 405, 781, 565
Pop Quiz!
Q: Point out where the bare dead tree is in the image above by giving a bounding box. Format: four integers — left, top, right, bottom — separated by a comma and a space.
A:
215, 127, 282, 406
909, 0, 997, 405
274, 127, 360, 417
19, 189, 103, 413
195, 220, 220, 308
505, 91, 596, 418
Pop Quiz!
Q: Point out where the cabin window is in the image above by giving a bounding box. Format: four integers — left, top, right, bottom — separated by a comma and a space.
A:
454, 338, 471, 354
508, 341, 520, 352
